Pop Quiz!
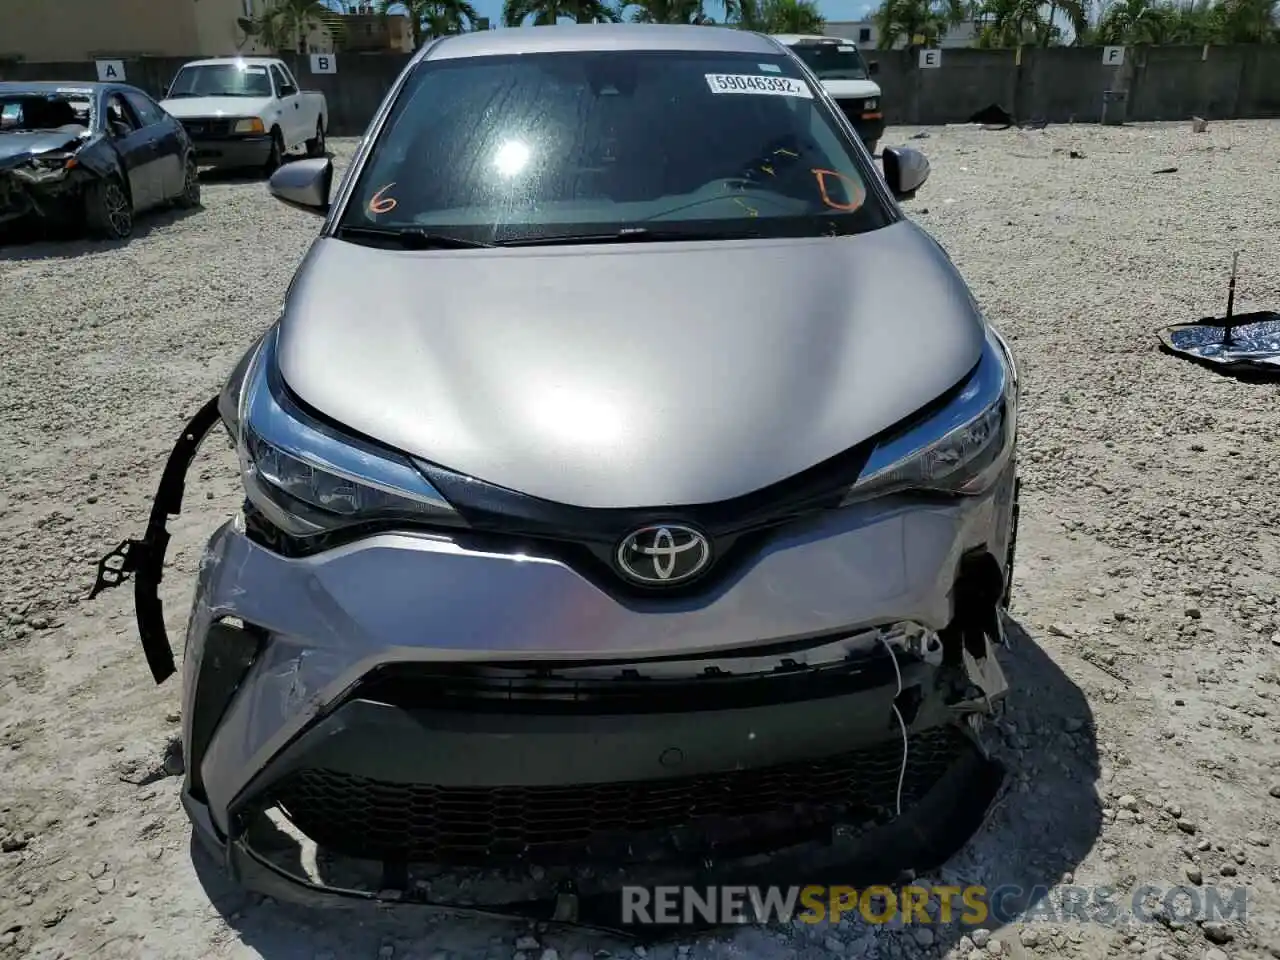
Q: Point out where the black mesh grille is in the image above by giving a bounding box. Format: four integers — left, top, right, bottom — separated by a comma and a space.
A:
835, 99, 873, 125
269, 725, 969, 866
181, 118, 234, 137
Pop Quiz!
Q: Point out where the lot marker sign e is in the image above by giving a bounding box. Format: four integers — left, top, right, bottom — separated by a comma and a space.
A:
919, 49, 942, 68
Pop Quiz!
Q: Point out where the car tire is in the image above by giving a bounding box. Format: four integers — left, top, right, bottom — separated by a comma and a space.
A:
176, 156, 202, 209
83, 177, 133, 241
263, 129, 284, 175
305, 120, 326, 158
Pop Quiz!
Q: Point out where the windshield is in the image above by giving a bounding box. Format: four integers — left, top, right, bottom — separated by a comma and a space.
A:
167, 64, 273, 98
341, 49, 890, 245
789, 43, 870, 81
0, 93, 92, 133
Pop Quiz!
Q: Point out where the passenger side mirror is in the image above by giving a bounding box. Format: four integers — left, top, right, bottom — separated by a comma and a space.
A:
868, 60, 880, 75
881, 146, 929, 200
268, 157, 333, 215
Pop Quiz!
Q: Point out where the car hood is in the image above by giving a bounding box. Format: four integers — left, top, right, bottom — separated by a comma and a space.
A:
159, 96, 272, 119
0, 131, 82, 166
277, 220, 986, 509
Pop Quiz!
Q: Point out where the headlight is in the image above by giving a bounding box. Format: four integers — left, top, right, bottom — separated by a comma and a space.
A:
233, 117, 265, 134
841, 328, 1016, 505
864, 98, 879, 111
235, 327, 461, 537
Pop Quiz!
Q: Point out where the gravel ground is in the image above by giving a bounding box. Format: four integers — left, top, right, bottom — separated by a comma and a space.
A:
3, 121, 1280, 960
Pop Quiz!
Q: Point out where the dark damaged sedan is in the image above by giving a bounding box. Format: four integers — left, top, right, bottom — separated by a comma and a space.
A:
0, 81, 201, 241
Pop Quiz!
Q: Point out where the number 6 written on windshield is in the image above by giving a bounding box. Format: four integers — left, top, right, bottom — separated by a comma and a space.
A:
368, 182, 398, 215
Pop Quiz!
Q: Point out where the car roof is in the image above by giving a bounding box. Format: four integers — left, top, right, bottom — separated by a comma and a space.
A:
771, 34, 842, 45
180, 56, 282, 67
423, 23, 786, 62
0, 81, 116, 96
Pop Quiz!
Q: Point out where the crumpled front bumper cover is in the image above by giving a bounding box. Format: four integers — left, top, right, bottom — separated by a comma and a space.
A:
90, 396, 1018, 936
185, 726, 1006, 939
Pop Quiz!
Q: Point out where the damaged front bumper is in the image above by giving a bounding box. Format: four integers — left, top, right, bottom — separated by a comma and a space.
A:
0, 159, 85, 227
92, 398, 1020, 936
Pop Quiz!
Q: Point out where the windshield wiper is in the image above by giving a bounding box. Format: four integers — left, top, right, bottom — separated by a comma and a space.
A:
337, 225, 495, 249
496, 227, 760, 247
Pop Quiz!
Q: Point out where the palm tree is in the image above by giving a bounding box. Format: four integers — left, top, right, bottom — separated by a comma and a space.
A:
621, 0, 712, 23
264, 0, 335, 53
971, 0, 1088, 44
871, 0, 966, 47
733, 0, 825, 30
501, 0, 620, 24
378, 0, 482, 44
1094, 0, 1167, 41
1215, 0, 1279, 41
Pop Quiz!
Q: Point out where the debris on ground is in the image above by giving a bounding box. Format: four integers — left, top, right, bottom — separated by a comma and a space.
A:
1159, 251, 1280, 377
968, 103, 1014, 129
1192, 116, 1209, 133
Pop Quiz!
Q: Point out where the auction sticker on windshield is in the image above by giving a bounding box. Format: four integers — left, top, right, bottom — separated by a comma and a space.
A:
705, 74, 813, 98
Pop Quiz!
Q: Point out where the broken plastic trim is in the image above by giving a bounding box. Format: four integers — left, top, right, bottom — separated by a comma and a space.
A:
88, 394, 224, 684
209, 725, 1005, 941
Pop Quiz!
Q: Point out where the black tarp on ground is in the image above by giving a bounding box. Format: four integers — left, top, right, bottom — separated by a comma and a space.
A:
1158, 312, 1280, 378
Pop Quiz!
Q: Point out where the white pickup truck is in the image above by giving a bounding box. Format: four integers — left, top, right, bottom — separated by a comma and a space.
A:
159, 57, 328, 173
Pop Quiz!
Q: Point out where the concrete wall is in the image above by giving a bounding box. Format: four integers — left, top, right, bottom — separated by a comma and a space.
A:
3, 45, 1280, 137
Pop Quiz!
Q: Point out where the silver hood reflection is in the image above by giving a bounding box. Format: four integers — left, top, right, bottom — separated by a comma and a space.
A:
276, 220, 985, 509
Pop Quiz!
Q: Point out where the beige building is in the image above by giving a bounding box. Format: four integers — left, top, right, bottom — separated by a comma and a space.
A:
0, 0, 335, 62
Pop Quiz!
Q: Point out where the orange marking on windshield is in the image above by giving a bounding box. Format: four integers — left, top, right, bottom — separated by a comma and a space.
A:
368, 183, 398, 215
811, 168, 865, 212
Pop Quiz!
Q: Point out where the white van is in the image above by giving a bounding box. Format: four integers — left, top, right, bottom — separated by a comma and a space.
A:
772, 34, 885, 153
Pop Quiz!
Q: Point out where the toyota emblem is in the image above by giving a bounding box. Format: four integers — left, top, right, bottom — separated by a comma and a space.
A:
615, 524, 712, 586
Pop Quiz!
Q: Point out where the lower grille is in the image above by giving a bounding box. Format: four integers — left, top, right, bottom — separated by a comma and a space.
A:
269, 725, 969, 866
182, 118, 233, 137
835, 99, 873, 125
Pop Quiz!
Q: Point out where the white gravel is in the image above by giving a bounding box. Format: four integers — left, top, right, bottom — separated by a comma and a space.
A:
3, 122, 1280, 960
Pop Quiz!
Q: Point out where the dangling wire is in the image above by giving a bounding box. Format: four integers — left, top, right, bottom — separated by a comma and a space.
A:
879, 635, 909, 818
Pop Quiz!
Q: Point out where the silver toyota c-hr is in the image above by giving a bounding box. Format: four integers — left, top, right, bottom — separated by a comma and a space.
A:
96, 23, 1019, 922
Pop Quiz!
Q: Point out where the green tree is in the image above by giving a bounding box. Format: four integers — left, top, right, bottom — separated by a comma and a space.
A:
732, 0, 826, 31
378, 0, 482, 45
620, 0, 713, 23
871, 0, 966, 48
501, 0, 620, 25
268, 0, 335, 52
972, 0, 1088, 45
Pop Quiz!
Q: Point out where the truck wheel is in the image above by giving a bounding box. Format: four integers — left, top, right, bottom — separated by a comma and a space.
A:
176, 156, 202, 209
263, 129, 284, 175
306, 119, 326, 158
84, 177, 133, 240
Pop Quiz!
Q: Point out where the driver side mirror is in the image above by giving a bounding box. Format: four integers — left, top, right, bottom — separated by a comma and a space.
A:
881, 146, 930, 200
269, 157, 333, 215
867, 60, 880, 75
279, 83, 298, 97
